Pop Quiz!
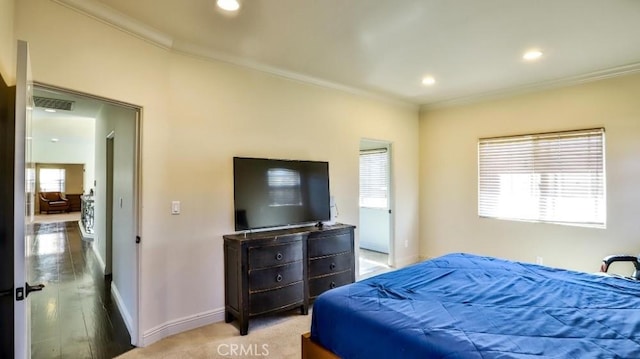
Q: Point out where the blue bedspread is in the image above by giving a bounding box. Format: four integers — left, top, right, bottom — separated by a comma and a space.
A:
310, 253, 640, 358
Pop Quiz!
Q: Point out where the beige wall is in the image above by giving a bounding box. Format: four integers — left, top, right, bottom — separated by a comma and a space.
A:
419, 73, 640, 273
0, 0, 15, 84
16, 0, 420, 345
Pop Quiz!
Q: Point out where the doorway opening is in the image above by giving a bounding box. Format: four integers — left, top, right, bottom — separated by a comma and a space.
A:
28, 83, 141, 357
358, 139, 393, 279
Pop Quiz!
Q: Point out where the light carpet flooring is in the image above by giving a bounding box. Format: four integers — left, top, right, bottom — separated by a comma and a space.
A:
117, 310, 312, 358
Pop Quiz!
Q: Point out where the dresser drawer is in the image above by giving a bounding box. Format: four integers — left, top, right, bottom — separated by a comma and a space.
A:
308, 271, 353, 299
249, 281, 304, 315
249, 261, 303, 292
249, 241, 303, 269
308, 232, 351, 258
308, 252, 352, 277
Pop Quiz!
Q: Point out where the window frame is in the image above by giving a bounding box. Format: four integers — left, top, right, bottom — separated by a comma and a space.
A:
477, 128, 606, 228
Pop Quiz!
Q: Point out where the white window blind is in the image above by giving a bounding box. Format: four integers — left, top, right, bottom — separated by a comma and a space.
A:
359, 149, 389, 208
478, 128, 605, 228
39, 168, 66, 193
26, 168, 35, 193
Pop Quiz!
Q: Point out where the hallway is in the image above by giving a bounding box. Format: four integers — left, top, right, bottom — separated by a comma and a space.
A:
29, 221, 134, 358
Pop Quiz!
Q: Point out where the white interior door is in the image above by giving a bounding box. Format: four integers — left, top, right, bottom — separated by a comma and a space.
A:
14, 40, 34, 359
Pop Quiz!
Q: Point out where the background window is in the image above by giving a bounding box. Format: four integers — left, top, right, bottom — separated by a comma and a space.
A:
478, 128, 605, 228
359, 149, 389, 208
26, 168, 35, 193
39, 168, 66, 192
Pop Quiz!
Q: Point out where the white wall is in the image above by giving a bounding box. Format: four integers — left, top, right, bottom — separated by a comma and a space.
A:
0, 0, 15, 85
93, 103, 137, 337
419, 73, 640, 273
16, 0, 420, 345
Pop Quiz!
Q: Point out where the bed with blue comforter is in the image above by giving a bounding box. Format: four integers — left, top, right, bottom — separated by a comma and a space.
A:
310, 253, 640, 358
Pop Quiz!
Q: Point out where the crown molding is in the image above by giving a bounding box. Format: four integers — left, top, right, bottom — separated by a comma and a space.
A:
51, 0, 417, 111
53, 0, 173, 48
423, 62, 640, 111
171, 40, 417, 110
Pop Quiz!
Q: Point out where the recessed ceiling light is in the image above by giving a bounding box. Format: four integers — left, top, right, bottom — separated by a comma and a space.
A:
50, 138, 59, 143
44, 108, 56, 113
422, 76, 436, 86
217, 0, 240, 11
523, 50, 543, 61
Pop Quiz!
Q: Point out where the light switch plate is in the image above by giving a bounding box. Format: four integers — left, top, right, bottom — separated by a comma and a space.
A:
171, 201, 180, 215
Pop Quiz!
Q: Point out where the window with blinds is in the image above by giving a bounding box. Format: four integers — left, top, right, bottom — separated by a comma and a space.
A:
478, 128, 605, 228
39, 168, 66, 193
360, 149, 389, 208
26, 168, 36, 193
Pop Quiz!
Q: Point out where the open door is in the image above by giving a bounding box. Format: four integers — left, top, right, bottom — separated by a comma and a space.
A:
358, 139, 393, 277
13, 40, 43, 359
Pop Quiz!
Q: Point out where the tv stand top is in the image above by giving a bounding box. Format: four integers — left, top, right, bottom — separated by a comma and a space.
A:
224, 223, 354, 242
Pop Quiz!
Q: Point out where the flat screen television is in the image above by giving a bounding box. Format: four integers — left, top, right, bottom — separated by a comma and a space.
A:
233, 157, 331, 231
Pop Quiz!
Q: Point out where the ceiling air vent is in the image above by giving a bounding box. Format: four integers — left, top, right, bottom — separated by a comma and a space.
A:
33, 96, 75, 111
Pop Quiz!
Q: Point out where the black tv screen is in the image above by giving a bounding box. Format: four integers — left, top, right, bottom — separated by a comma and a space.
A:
233, 157, 331, 231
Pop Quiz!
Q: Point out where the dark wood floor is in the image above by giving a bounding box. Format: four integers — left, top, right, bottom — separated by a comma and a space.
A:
29, 221, 134, 358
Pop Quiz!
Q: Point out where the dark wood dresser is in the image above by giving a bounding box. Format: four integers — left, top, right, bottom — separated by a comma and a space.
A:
307, 227, 355, 301
223, 223, 355, 335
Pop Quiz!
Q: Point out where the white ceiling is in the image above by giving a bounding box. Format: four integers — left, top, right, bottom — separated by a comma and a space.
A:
60, 0, 640, 106
32, 87, 100, 145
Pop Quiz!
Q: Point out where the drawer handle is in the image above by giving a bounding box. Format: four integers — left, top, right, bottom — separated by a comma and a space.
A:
329, 263, 336, 270
329, 281, 336, 289
275, 252, 283, 261
276, 274, 283, 282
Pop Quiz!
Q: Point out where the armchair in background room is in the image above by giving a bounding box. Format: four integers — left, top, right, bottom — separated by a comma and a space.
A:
600, 255, 640, 280
39, 191, 70, 214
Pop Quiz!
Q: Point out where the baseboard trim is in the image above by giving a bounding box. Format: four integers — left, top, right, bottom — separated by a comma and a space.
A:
91, 242, 106, 275
111, 283, 135, 343
142, 308, 226, 347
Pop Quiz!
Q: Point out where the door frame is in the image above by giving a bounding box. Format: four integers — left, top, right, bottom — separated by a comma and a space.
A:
358, 138, 395, 268
33, 82, 143, 346
105, 132, 115, 276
